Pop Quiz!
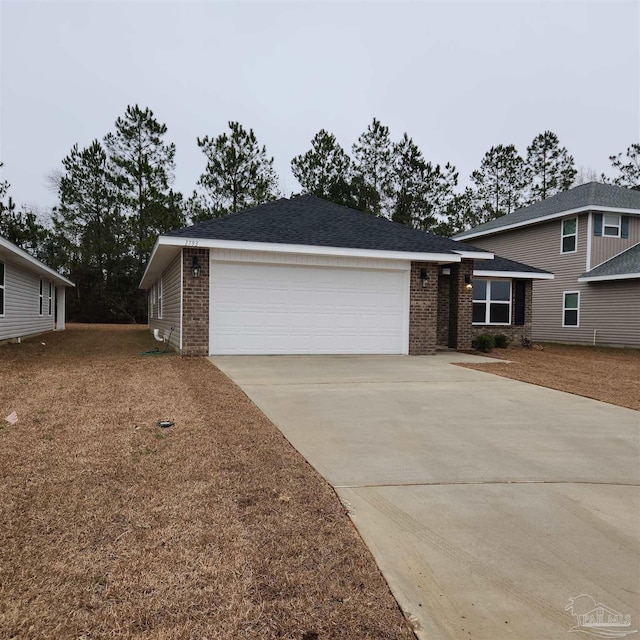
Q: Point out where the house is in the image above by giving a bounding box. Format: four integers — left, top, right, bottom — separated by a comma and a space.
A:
0, 235, 74, 343
455, 182, 640, 347
139, 195, 551, 356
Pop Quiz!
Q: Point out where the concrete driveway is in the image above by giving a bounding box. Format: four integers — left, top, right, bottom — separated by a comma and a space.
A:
211, 353, 640, 640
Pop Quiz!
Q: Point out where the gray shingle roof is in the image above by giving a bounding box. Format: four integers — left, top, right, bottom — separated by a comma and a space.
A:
455, 182, 640, 239
167, 195, 491, 256
580, 243, 640, 279
473, 255, 552, 275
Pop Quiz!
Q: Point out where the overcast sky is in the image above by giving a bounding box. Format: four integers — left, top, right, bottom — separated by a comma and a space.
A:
1, 0, 639, 214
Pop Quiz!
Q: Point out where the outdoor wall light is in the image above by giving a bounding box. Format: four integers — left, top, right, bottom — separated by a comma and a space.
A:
191, 255, 202, 279
464, 274, 473, 290
420, 268, 429, 289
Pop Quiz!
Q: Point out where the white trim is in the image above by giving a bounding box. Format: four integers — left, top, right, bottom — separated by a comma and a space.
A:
0, 236, 74, 287
562, 290, 580, 327
453, 249, 494, 260
48, 281, 53, 316
578, 272, 640, 282
39, 278, 44, 316
560, 216, 578, 254
158, 277, 163, 319
140, 235, 463, 288
473, 269, 554, 280
0, 259, 4, 318
586, 212, 593, 271
456, 205, 640, 240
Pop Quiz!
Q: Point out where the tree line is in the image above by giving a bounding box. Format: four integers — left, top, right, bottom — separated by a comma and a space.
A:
0, 104, 638, 322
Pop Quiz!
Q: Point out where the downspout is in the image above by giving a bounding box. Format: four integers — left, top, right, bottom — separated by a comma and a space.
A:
593, 329, 597, 346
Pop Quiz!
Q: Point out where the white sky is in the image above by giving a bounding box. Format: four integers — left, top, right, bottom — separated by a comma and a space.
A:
1, 0, 639, 214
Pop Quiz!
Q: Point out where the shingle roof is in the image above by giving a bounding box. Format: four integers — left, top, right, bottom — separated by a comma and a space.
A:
473, 255, 552, 275
580, 243, 640, 279
166, 195, 491, 256
455, 182, 640, 239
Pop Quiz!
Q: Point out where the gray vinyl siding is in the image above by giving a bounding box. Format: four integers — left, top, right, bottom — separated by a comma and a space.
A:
0, 259, 55, 341
148, 252, 181, 350
465, 213, 640, 347
590, 215, 640, 269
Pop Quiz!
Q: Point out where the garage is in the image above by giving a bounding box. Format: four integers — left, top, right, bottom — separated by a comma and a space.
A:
209, 261, 409, 355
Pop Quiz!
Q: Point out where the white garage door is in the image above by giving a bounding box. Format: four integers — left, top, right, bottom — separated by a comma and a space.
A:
209, 262, 408, 355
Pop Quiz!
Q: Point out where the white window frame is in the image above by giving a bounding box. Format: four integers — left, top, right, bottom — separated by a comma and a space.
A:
48, 281, 53, 316
561, 217, 578, 254
158, 278, 163, 320
602, 214, 621, 238
562, 291, 580, 327
472, 278, 512, 325
0, 260, 5, 317
39, 278, 44, 315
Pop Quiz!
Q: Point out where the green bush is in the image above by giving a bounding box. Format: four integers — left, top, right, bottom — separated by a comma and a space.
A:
494, 333, 510, 349
472, 334, 495, 353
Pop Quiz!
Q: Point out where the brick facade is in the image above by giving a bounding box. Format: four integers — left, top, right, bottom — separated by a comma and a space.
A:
181, 248, 210, 356
437, 273, 450, 346
447, 261, 474, 350
408, 262, 439, 355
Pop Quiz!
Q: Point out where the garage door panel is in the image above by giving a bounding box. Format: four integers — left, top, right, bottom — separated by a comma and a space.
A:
210, 262, 407, 354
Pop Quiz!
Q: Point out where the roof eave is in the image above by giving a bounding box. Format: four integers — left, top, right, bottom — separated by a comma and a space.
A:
455, 205, 640, 240
473, 269, 554, 280
577, 272, 640, 283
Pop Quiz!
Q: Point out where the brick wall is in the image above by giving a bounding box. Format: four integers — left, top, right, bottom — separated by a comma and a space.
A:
181, 248, 210, 356
437, 273, 450, 346
448, 261, 474, 350
408, 262, 438, 355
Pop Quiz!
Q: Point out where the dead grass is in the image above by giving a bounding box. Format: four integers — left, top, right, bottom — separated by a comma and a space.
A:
0, 327, 415, 640
460, 342, 640, 411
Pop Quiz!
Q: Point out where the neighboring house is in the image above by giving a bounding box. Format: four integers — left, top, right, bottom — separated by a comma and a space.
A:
139, 195, 551, 356
455, 182, 640, 347
0, 235, 74, 343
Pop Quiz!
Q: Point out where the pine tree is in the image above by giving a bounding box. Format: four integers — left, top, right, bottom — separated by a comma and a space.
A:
471, 144, 526, 222
194, 121, 279, 218
351, 118, 394, 216
52, 140, 133, 321
104, 105, 183, 271
606, 143, 640, 190
525, 131, 576, 203
291, 130, 354, 207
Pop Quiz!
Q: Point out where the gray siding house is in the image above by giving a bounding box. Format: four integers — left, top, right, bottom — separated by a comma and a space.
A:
0, 236, 74, 342
141, 196, 551, 356
455, 182, 640, 347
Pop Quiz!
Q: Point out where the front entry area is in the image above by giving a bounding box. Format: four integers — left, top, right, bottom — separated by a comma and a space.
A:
209, 261, 409, 355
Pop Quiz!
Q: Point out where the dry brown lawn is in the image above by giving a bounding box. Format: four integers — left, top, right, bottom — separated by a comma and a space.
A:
0, 326, 415, 640
460, 342, 640, 411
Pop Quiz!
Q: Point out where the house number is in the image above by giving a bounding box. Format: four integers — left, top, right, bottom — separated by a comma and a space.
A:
185, 240, 199, 247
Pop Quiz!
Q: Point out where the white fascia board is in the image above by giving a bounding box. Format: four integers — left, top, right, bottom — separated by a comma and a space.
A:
156, 236, 462, 264
0, 236, 75, 287
578, 272, 640, 282
453, 249, 494, 259
473, 269, 555, 280
138, 237, 161, 289
456, 206, 640, 240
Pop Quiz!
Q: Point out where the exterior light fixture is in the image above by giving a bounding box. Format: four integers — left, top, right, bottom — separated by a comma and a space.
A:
464, 274, 473, 290
191, 255, 202, 278
420, 268, 429, 289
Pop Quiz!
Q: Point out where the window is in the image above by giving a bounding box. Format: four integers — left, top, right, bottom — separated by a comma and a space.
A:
158, 278, 163, 319
39, 279, 44, 315
0, 261, 4, 316
563, 292, 579, 327
48, 282, 53, 316
603, 214, 621, 237
561, 218, 577, 253
472, 279, 511, 325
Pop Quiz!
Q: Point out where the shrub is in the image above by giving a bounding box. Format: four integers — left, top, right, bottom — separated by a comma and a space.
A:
472, 334, 495, 352
494, 333, 510, 349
